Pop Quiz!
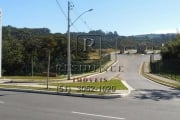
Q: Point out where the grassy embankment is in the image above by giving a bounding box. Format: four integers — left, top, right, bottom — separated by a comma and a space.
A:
142, 62, 180, 89
159, 74, 180, 82
52, 79, 127, 90
1, 49, 116, 82
0, 79, 127, 95
52, 79, 127, 94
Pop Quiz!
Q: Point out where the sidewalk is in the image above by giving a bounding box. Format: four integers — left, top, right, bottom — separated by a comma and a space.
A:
142, 62, 180, 89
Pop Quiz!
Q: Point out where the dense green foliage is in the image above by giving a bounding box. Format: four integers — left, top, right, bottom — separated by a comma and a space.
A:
2, 26, 67, 75
161, 34, 180, 60
151, 34, 180, 81
2, 26, 175, 76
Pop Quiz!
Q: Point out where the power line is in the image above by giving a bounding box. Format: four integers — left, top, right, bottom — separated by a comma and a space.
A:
82, 20, 92, 31
70, 0, 93, 31
72, 8, 92, 31
68, 0, 80, 32
55, 0, 79, 32
55, 0, 67, 19
56, 0, 91, 32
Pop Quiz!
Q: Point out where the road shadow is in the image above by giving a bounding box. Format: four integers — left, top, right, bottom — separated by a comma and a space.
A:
132, 89, 180, 101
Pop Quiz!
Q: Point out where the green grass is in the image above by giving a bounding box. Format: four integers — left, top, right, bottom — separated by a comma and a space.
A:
159, 74, 180, 82
0, 79, 127, 95
87, 49, 115, 60
1, 75, 66, 80
142, 62, 180, 89
51, 79, 127, 90
55, 79, 127, 95
0, 75, 67, 83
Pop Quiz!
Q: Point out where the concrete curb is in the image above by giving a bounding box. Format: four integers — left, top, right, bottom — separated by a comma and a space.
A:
141, 62, 180, 89
143, 73, 180, 89
0, 87, 57, 95
0, 87, 126, 99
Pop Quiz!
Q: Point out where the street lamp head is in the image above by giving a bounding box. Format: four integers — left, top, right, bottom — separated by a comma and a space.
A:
71, 8, 94, 26
88, 9, 93, 12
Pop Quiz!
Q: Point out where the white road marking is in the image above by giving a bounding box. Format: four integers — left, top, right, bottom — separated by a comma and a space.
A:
121, 80, 135, 91
72, 111, 125, 120
0, 100, 5, 104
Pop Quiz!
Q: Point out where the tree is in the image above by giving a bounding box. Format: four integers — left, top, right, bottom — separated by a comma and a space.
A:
2, 39, 25, 75
161, 33, 180, 60
40, 35, 57, 89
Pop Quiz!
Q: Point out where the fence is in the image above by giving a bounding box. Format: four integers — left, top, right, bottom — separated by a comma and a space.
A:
150, 59, 180, 80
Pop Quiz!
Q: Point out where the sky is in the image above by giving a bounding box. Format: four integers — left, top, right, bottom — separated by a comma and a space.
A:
0, 0, 180, 36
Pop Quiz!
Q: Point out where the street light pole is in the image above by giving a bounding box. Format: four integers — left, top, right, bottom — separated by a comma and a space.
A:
0, 9, 2, 78
71, 9, 93, 26
67, 1, 93, 80
67, 1, 71, 80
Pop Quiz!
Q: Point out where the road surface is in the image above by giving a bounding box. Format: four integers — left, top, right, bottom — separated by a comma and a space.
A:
0, 54, 179, 120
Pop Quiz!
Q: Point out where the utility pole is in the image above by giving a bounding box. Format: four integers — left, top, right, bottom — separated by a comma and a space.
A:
99, 37, 102, 72
0, 9, 2, 78
115, 38, 117, 61
66, 1, 93, 80
67, 1, 71, 80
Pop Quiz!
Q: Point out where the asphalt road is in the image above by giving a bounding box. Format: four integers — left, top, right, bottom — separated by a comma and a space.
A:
0, 54, 180, 120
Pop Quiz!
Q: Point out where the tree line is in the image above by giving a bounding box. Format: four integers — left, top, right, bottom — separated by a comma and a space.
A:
161, 34, 180, 60
2, 26, 69, 75
2, 26, 175, 76
150, 33, 180, 77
